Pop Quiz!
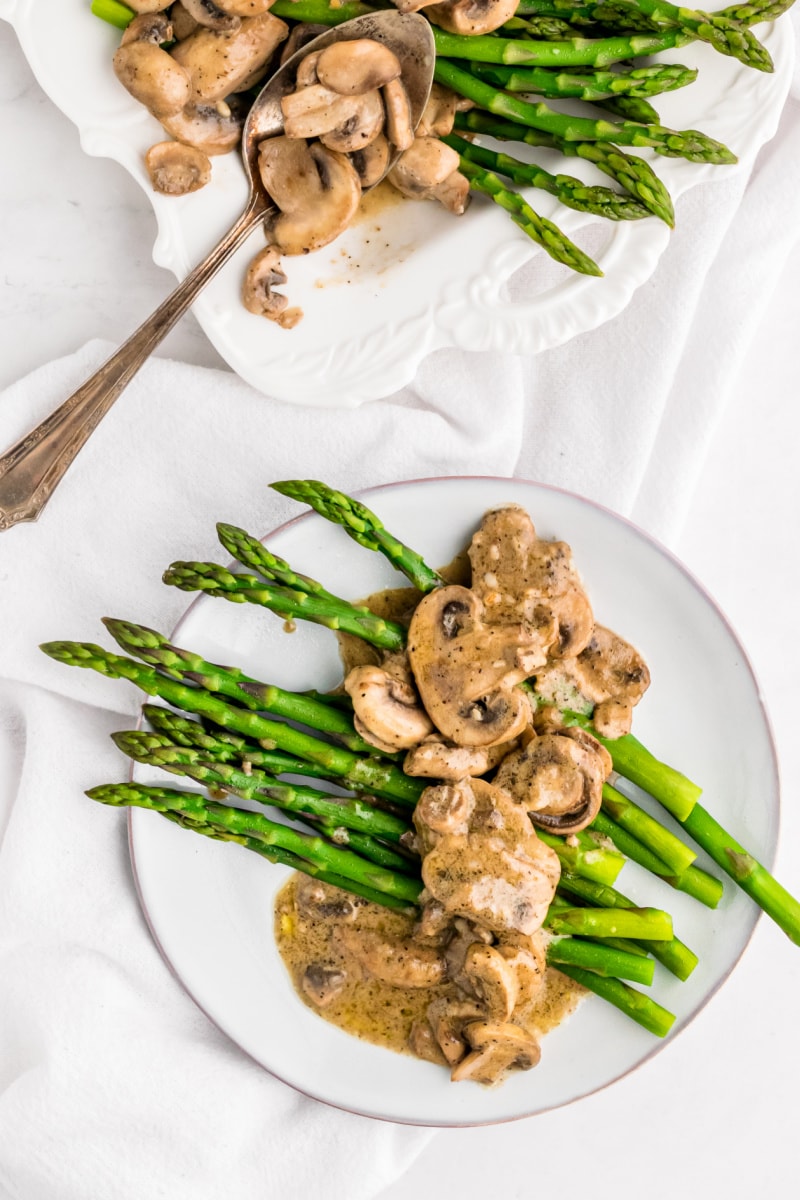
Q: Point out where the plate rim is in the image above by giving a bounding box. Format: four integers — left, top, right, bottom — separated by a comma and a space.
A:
126, 474, 780, 1126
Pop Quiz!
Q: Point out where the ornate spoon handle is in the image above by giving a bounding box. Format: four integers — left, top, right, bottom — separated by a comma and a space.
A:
0, 196, 267, 532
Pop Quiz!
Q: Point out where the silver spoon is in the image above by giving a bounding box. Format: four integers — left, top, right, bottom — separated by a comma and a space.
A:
0, 11, 434, 531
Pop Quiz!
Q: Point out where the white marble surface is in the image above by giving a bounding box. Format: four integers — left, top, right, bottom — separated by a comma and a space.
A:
2, 14, 799, 1200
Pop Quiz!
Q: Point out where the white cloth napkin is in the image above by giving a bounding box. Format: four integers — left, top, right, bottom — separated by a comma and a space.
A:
1, 14, 798, 1197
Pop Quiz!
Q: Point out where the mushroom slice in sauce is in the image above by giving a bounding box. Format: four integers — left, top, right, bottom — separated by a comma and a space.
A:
113, 15, 192, 118
493, 729, 611, 835
302, 963, 347, 1008
127, 1, 174, 12
339, 927, 447, 988
344, 663, 434, 752
593, 697, 635, 739
382, 77, 415, 150
406, 584, 539, 747
159, 96, 248, 155
295, 876, 359, 922
170, 12, 289, 104
279, 24, 327, 68
349, 134, 392, 188
450, 1021, 541, 1085
169, 1, 200, 40
426, 997, 485, 1066
259, 137, 362, 256
387, 137, 470, 215
417, 83, 462, 138
281, 84, 384, 150
414, 778, 561, 935
180, 0, 240, 31
496, 931, 547, 1010
145, 141, 212, 194
468, 505, 594, 660
427, 0, 519, 35
568, 624, 651, 708
404, 734, 517, 780
315, 38, 402, 95
457, 943, 519, 1021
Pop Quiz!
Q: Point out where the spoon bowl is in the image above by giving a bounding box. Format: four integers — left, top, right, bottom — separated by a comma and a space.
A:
0, 12, 435, 531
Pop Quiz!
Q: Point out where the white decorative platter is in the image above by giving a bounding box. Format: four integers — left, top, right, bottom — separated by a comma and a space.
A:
123, 476, 778, 1125
1, 1, 795, 404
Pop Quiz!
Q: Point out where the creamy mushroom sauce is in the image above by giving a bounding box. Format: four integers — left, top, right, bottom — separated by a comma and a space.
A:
273, 554, 586, 1076
274, 876, 583, 1059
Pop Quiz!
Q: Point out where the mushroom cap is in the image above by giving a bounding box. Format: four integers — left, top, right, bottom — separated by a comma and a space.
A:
493, 729, 609, 834
458, 943, 519, 1021
294, 48, 322, 87
259, 137, 362, 256
382, 77, 415, 151
388, 136, 460, 195
144, 140, 211, 193
417, 82, 461, 138
113, 42, 192, 118
319, 91, 386, 155
344, 663, 434, 751
120, 12, 173, 45
281, 84, 384, 152
404, 734, 516, 780
426, 997, 485, 1066
217, 0, 276, 12
170, 12, 289, 103
432, 170, 470, 215
301, 963, 347, 1008
315, 38, 402, 95
450, 1021, 541, 1084
349, 133, 392, 188
427, 0, 519, 36
496, 931, 546, 1010
126, 1, 174, 13
406, 584, 539, 747
592, 697, 634, 739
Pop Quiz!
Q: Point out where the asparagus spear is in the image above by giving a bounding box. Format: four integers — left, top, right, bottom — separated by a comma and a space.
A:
443, 134, 651, 223
596, 95, 661, 125
454, 110, 675, 226
545, 905, 674, 940
607, 0, 773, 70
435, 60, 737, 165
89, 782, 423, 904
40, 642, 424, 807
602, 781, 696, 875
102, 617, 387, 756
112, 731, 413, 843
455, 157, 604, 275
466, 61, 698, 101
162, 562, 407, 652
270, 480, 446, 592
216, 522, 343, 600
555, 964, 675, 1035
432, 28, 690, 67
537, 827, 626, 886
591, 809, 724, 908
557, 872, 699, 979
546, 937, 655, 984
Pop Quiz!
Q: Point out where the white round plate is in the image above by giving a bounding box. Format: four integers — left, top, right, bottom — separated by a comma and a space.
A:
124, 476, 778, 1125
0, 1, 794, 404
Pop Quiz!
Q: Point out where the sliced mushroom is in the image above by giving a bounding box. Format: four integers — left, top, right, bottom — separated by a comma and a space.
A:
339, 928, 446, 988
382, 77, 415, 150
593, 697, 634, 739
159, 95, 248, 154
279, 24, 327, 68
344, 663, 434, 752
349, 134, 391, 188
216, 0, 276, 12
301, 963, 347, 1008
259, 137, 362, 256
144, 141, 211, 193
407, 584, 540, 747
127, 1, 173, 12
457, 943, 519, 1021
408, 1020, 449, 1065
427, 0, 519, 36
415, 778, 561, 935
496, 931, 546, 1010
242, 244, 303, 329
316, 39, 402, 95
493, 729, 610, 834
280, 84, 384, 153
388, 136, 469, 215
404, 734, 517, 780
170, 12, 289, 103
450, 1021, 541, 1085
113, 16, 192, 118
295, 876, 358, 922
417, 83, 461, 138
180, 0, 240, 31
294, 48, 322, 86
569, 625, 651, 707
169, 2, 200, 39
468, 505, 594, 659
426, 997, 485, 1065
